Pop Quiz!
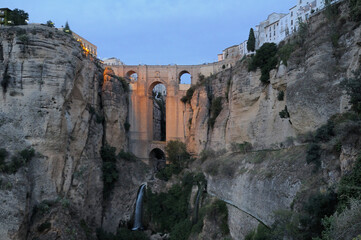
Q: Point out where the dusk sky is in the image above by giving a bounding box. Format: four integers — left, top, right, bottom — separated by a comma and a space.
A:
4, 0, 294, 65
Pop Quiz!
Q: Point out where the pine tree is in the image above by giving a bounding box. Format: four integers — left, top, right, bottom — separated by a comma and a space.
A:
63, 21, 72, 34
247, 28, 256, 52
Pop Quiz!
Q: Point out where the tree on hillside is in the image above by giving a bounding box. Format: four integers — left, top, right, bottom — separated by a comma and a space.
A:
63, 21, 72, 34
247, 28, 256, 52
341, 68, 361, 114
46, 20, 55, 28
10, 8, 29, 25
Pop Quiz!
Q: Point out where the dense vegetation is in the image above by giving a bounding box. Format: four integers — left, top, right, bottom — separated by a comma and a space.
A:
0, 147, 35, 174
145, 172, 228, 240
248, 43, 278, 84
97, 227, 148, 240
100, 144, 137, 198
156, 140, 190, 181
10, 9, 29, 25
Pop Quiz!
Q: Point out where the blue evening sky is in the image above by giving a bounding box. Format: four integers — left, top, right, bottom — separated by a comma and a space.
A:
3, 0, 295, 65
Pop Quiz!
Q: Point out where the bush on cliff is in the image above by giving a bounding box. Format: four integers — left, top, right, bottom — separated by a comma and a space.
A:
100, 144, 118, 199
209, 97, 223, 128
341, 68, 361, 114
248, 43, 278, 84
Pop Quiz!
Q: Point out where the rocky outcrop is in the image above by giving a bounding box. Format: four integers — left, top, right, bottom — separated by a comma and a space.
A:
0, 25, 131, 239
185, 3, 360, 154
102, 67, 129, 151
183, 2, 361, 239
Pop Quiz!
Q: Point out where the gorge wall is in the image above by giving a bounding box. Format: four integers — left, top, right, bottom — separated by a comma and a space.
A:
0, 1, 360, 239
182, 2, 361, 239
0, 25, 141, 240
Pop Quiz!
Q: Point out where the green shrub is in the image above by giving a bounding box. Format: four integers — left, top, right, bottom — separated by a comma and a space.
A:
95, 113, 104, 123
301, 191, 338, 239
239, 142, 252, 153
306, 143, 321, 171
338, 156, 361, 207
80, 219, 92, 238
165, 140, 190, 167
208, 199, 229, 235
314, 120, 335, 142
341, 68, 361, 114
155, 164, 181, 181
279, 106, 290, 119
20, 147, 35, 162
245, 224, 272, 240
248, 43, 278, 84
118, 150, 136, 161
349, 0, 361, 21
170, 219, 192, 240
324, 0, 339, 22
278, 43, 295, 66
37, 221, 51, 232
100, 144, 118, 199
1, 148, 35, 174
124, 122, 130, 131
0, 148, 8, 169
199, 149, 215, 162
277, 91, 284, 101
46, 20, 54, 28
181, 86, 196, 103
1, 72, 11, 93
96, 227, 148, 240
320, 199, 361, 240
145, 184, 192, 232
18, 34, 29, 45
209, 97, 223, 128
296, 20, 309, 46
88, 105, 96, 115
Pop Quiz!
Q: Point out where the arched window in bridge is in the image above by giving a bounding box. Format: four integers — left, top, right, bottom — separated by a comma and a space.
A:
179, 71, 191, 84
126, 70, 138, 82
149, 148, 166, 171
152, 83, 166, 141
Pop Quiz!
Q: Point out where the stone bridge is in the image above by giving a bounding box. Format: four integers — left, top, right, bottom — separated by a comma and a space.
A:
110, 60, 235, 161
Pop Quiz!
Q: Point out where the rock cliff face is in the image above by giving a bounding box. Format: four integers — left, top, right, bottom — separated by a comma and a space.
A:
0, 25, 131, 239
184, 2, 361, 239
0, 2, 361, 240
185, 3, 360, 154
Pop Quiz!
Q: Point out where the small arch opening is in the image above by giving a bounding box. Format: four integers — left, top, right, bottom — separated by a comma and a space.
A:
179, 71, 191, 84
151, 83, 166, 141
149, 148, 166, 171
126, 70, 138, 82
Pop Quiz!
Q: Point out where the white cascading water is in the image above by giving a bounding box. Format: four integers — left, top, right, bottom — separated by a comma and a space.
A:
132, 184, 146, 230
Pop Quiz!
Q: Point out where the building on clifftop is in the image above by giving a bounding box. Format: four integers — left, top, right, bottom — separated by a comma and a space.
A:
0, 8, 12, 26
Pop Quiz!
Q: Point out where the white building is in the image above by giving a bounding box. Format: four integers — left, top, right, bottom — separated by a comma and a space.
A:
103, 57, 124, 66
217, 0, 344, 61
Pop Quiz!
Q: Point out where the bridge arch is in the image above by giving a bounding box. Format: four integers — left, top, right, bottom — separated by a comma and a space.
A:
126, 70, 138, 82
149, 147, 166, 171
148, 80, 167, 96
178, 70, 192, 84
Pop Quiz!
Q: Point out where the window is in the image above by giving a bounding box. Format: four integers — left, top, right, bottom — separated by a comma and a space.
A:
291, 12, 293, 17
274, 25, 275, 30
274, 31, 276, 36
291, 20, 293, 25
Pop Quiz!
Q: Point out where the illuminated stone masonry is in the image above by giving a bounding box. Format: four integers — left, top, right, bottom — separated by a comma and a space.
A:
108, 60, 235, 160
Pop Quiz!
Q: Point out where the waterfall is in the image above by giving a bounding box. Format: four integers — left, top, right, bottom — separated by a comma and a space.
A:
132, 184, 146, 230
193, 185, 203, 223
